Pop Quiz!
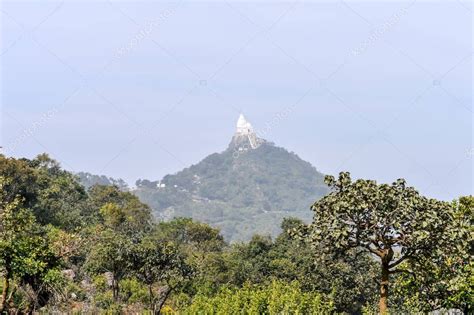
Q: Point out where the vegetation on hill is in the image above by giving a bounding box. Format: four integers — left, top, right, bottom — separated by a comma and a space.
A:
77, 172, 129, 191
0, 154, 472, 314
135, 143, 329, 242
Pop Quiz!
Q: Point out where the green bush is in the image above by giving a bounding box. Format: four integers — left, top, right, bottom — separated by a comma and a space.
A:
119, 278, 148, 305
181, 280, 333, 314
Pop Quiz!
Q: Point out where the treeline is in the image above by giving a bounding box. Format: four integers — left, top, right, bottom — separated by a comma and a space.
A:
0, 154, 472, 314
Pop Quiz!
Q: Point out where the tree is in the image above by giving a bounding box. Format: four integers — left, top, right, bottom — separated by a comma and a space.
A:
131, 237, 193, 313
391, 195, 473, 313
0, 154, 90, 231
276, 218, 379, 313
84, 188, 154, 303
88, 185, 152, 235
299, 172, 469, 314
0, 202, 61, 313
150, 218, 224, 296
28, 154, 89, 230
84, 227, 133, 302
226, 235, 273, 286
0, 155, 38, 208
153, 218, 225, 253
0, 156, 64, 313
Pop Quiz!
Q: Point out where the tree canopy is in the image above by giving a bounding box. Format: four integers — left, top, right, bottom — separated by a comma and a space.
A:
1, 155, 471, 313
297, 172, 472, 314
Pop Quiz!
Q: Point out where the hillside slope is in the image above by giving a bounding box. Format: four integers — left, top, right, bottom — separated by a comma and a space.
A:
134, 142, 328, 241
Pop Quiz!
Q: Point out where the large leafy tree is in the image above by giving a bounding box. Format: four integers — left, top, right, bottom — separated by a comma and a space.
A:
152, 218, 226, 293
88, 185, 152, 235
84, 227, 134, 302
224, 235, 274, 286
208, 217, 378, 313
153, 218, 226, 254
0, 200, 61, 313
276, 218, 379, 313
131, 237, 193, 313
0, 155, 38, 208
392, 195, 473, 313
84, 191, 153, 302
0, 156, 65, 312
27, 154, 89, 230
300, 172, 469, 313
0, 154, 90, 230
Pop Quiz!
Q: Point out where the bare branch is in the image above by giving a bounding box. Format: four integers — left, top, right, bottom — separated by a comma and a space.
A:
367, 245, 383, 257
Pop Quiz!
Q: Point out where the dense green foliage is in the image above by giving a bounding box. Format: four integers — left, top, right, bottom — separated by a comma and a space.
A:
390, 195, 474, 313
298, 172, 472, 314
0, 154, 472, 314
134, 143, 329, 242
182, 280, 334, 314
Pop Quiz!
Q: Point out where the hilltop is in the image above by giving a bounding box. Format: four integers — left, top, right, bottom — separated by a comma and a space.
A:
133, 115, 329, 241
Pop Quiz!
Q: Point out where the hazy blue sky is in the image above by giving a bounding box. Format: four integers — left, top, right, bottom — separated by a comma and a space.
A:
1, 0, 472, 200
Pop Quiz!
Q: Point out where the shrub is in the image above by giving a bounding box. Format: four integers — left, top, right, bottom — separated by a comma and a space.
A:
181, 280, 333, 314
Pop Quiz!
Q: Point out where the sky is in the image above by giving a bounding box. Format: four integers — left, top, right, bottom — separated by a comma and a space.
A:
1, 0, 472, 200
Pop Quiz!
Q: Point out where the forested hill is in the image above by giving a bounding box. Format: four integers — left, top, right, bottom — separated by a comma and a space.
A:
133, 142, 329, 242
76, 172, 129, 191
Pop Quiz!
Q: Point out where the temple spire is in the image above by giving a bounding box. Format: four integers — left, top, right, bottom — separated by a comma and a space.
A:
230, 114, 263, 150
236, 114, 254, 135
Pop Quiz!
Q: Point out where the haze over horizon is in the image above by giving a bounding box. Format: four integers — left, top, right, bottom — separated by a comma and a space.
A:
1, 0, 472, 201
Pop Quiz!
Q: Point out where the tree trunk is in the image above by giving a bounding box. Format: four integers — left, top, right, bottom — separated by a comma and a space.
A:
0, 272, 9, 313
7, 286, 16, 310
156, 286, 171, 315
379, 264, 389, 314
112, 278, 119, 302
148, 284, 154, 312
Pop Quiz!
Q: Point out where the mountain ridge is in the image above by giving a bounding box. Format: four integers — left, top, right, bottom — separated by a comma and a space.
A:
79, 115, 329, 241
134, 143, 328, 241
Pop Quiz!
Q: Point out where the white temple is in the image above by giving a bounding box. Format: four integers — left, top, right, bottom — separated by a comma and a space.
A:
231, 114, 263, 150
236, 114, 254, 135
